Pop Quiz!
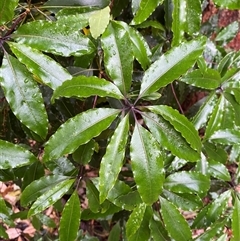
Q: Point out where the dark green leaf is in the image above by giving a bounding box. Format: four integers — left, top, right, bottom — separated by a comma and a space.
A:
52, 76, 124, 102
164, 171, 210, 195
59, 191, 81, 241
0, 140, 37, 169
0, 224, 8, 239
45, 0, 110, 8
108, 222, 121, 241
0, 197, 13, 226
0, 0, 18, 25
130, 123, 164, 204
0, 55, 48, 138
43, 108, 120, 161
232, 197, 240, 241
204, 142, 228, 164
208, 159, 231, 181
139, 37, 206, 98
149, 218, 170, 241
216, 21, 239, 42
86, 180, 101, 213
160, 197, 192, 241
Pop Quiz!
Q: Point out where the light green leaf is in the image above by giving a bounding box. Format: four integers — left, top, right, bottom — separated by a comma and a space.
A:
139, 37, 206, 98
9, 42, 72, 90
180, 69, 221, 89
208, 159, 231, 181
43, 108, 120, 161
52, 76, 124, 102
0, 0, 18, 25
28, 179, 74, 217
102, 21, 133, 94
131, 0, 163, 25
232, 197, 240, 241
148, 105, 201, 152
160, 197, 192, 241
216, 21, 239, 42
209, 129, 240, 144
99, 115, 129, 203
0, 224, 8, 240
0, 54, 48, 138
89, 6, 110, 39
59, 191, 81, 241
21, 175, 71, 206
149, 218, 170, 241
12, 20, 96, 56
143, 112, 200, 161
130, 123, 164, 204
0, 140, 37, 169
164, 171, 210, 195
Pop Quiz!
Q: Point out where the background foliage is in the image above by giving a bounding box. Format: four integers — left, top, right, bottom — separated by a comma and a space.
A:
0, 0, 240, 240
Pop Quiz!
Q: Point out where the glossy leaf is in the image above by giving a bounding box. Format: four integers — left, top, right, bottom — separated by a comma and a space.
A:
232, 197, 240, 241
139, 37, 206, 98
59, 191, 81, 241
130, 123, 164, 204
52, 76, 124, 102
89, 6, 110, 39
160, 197, 192, 241
131, 0, 163, 25
45, 0, 110, 8
216, 21, 239, 42
21, 175, 71, 206
148, 105, 201, 152
9, 42, 72, 90
209, 129, 240, 144
208, 159, 231, 181
12, 20, 96, 56
43, 108, 120, 161
143, 112, 200, 161
101, 21, 133, 94
0, 0, 18, 25
28, 179, 74, 217
86, 180, 101, 213
0, 55, 48, 138
99, 115, 129, 203
0, 140, 37, 169
180, 69, 221, 89
149, 218, 170, 241
164, 171, 210, 195
0, 197, 13, 226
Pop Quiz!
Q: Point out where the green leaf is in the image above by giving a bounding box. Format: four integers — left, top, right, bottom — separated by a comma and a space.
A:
160, 197, 192, 241
131, 0, 163, 25
216, 21, 239, 42
59, 191, 81, 241
9, 42, 72, 90
45, 0, 110, 8
89, 6, 110, 39
208, 159, 231, 181
0, 197, 13, 226
209, 129, 240, 144
139, 37, 206, 98
99, 115, 129, 203
0, 54, 48, 138
149, 218, 170, 241
12, 20, 96, 56
108, 222, 121, 241
143, 112, 200, 161
43, 108, 120, 161
148, 105, 201, 152
164, 171, 210, 195
180, 69, 221, 89
21, 175, 71, 206
0, 224, 8, 240
0, 140, 37, 169
130, 124, 164, 204
102, 21, 133, 94
172, 0, 186, 46
0, 0, 18, 25
52, 76, 124, 102
232, 197, 240, 241
86, 180, 101, 213
28, 179, 74, 217
218, 52, 238, 77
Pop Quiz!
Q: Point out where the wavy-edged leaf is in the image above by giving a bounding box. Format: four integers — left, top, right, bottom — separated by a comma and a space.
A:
218, 52, 238, 77
149, 218, 170, 241
143, 112, 200, 161
52, 76, 123, 102
102, 21, 133, 94
180, 69, 221, 89
130, 124, 164, 204
172, 0, 186, 46
131, 0, 163, 25
9, 42, 72, 90
204, 142, 228, 164
12, 20, 96, 57
0, 140, 37, 169
208, 159, 231, 181
0, 54, 48, 138
28, 179, 74, 217
43, 108, 120, 161
139, 37, 206, 98
232, 197, 240, 241
164, 171, 210, 195
89, 6, 110, 39
216, 21, 239, 42
21, 175, 70, 206
99, 115, 129, 203
160, 197, 192, 241
148, 105, 201, 152
0, 0, 18, 25
59, 191, 81, 241
209, 129, 240, 145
